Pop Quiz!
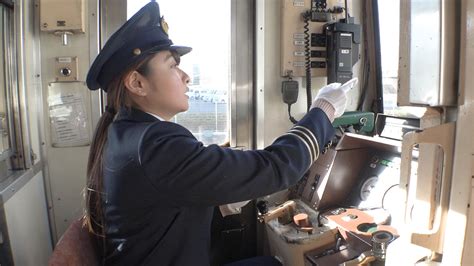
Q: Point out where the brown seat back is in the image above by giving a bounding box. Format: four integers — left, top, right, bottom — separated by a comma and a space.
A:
49, 219, 100, 266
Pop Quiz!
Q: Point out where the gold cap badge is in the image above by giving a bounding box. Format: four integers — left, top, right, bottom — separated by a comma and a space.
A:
160, 16, 169, 35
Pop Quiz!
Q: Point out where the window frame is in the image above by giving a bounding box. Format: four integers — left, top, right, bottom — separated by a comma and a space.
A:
375, 0, 428, 118
372, 0, 384, 115
0, 2, 27, 177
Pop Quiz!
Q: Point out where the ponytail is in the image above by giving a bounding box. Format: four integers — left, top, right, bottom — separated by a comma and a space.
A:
84, 76, 123, 239
83, 53, 155, 258
84, 105, 116, 236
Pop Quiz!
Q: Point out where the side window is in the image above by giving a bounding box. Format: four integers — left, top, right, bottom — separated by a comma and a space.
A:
378, 0, 399, 114
0, 3, 14, 172
127, 0, 231, 145
378, 0, 425, 117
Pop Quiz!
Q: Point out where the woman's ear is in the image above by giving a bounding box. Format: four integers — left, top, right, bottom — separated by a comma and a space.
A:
124, 71, 148, 97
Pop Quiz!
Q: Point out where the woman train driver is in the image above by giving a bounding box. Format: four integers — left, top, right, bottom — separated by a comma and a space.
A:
84, 2, 353, 265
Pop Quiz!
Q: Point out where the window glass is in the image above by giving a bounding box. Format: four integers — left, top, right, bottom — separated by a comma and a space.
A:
0, 5, 12, 155
127, 0, 231, 145
378, 0, 425, 117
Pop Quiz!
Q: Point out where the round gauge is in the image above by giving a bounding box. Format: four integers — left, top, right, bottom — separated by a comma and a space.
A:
359, 176, 379, 201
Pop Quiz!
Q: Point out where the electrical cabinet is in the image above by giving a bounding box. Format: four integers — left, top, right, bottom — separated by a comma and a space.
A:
40, 0, 85, 33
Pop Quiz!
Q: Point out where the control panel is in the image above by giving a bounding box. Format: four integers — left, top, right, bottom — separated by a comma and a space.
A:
258, 133, 404, 265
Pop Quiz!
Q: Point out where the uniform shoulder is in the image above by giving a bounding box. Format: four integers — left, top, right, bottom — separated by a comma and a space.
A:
141, 121, 195, 142
137, 121, 197, 163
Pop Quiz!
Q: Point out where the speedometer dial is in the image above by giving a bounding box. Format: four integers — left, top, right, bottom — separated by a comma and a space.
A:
359, 176, 379, 201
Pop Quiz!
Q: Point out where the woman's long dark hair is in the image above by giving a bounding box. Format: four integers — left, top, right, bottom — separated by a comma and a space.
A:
84, 53, 155, 255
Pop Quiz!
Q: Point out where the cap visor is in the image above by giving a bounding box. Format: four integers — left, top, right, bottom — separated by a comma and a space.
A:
170, 45, 192, 56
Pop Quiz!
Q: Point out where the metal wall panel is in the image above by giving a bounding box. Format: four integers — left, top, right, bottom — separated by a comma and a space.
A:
398, 0, 459, 107
3, 171, 52, 265
39, 0, 101, 241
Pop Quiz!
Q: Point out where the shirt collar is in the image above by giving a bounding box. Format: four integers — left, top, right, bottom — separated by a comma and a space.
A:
145, 112, 166, 121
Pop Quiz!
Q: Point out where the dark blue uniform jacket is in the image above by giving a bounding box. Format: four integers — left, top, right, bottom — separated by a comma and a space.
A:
103, 107, 335, 265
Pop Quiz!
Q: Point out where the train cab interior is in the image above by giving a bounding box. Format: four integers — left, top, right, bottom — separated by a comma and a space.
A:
0, 0, 473, 265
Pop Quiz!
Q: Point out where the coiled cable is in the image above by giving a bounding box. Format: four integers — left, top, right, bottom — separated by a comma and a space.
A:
303, 12, 312, 112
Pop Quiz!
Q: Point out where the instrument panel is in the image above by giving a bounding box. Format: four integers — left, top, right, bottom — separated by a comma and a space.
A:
261, 133, 407, 265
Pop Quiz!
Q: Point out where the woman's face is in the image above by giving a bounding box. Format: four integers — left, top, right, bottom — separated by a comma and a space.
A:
136, 50, 190, 119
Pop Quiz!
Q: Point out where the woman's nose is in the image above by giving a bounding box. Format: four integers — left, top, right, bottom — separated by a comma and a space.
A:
183, 70, 190, 84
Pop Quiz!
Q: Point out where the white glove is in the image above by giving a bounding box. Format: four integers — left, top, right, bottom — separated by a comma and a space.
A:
311, 78, 358, 122
219, 200, 250, 217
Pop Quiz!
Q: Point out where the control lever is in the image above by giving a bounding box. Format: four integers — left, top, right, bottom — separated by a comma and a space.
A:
335, 236, 342, 251
293, 213, 314, 233
257, 200, 296, 223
